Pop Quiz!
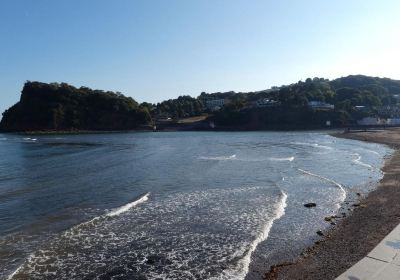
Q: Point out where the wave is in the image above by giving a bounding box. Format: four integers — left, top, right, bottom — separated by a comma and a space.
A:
199, 155, 237, 161
61, 193, 150, 238
6, 253, 34, 280
352, 153, 374, 169
298, 168, 346, 205
216, 191, 288, 280
291, 142, 332, 150
366, 150, 380, 156
106, 192, 150, 217
67, 192, 150, 230
22, 137, 37, 142
269, 156, 295, 162
8, 193, 151, 279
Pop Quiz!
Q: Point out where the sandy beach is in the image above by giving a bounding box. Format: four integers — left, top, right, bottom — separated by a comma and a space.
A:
266, 128, 400, 279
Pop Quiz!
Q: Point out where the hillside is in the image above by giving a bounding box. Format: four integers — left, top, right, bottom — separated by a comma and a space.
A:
207, 75, 400, 129
2, 75, 400, 132
0, 82, 151, 132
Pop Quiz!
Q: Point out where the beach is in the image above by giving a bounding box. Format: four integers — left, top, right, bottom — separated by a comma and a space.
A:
267, 128, 400, 279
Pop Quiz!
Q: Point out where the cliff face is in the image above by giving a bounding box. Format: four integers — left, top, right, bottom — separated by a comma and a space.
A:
0, 82, 151, 132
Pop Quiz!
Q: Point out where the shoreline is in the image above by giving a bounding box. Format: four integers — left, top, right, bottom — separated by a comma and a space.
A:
265, 128, 400, 279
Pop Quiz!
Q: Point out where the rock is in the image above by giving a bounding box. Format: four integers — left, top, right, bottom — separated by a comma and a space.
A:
304, 203, 317, 208
316, 230, 324, 236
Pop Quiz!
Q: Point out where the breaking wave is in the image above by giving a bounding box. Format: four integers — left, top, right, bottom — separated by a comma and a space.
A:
269, 156, 294, 162
216, 191, 288, 280
7, 193, 150, 280
7, 187, 286, 280
22, 138, 37, 142
107, 192, 150, 217
298, 168, 346, 206
291, 142, 333, 150
352, 153, 374, 169
199, 155, 237, 161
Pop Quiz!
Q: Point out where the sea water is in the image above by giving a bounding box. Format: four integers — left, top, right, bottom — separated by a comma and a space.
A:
0, 131, 391, 279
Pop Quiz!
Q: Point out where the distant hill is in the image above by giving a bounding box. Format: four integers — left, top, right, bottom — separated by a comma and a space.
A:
2, 75, 400, 132
206, 75, 400, 129
0, 82, 151, 132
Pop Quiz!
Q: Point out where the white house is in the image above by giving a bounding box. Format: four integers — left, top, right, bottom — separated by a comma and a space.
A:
387, 118, 400, 125
308, 101, 334, 110
206, 99, 225, 111
357, 117, 385, 125
255, 98, 280, 108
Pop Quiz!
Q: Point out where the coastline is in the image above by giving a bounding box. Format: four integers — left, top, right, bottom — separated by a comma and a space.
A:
265, 128, 400, 279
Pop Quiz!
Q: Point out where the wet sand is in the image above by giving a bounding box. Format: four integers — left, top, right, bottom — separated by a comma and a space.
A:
265, 128, 400, 280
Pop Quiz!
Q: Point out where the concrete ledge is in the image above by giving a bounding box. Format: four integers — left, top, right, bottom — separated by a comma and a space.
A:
336, 224, 400, 280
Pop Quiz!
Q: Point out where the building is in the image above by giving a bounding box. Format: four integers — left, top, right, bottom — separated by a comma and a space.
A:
255, 98, 280, 108
206, 99, 225, 111
354, 105, 367, 110
376, 106, 400, 117
357, 117, 385, 126
308, 101, 334, 110
387, 118, 400, 126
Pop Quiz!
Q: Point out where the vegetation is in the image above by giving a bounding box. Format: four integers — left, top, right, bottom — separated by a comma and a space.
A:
0, 82, 151, 131
2, 75, 400, 132
155, 96, 205, 119
209, 75, 400, 129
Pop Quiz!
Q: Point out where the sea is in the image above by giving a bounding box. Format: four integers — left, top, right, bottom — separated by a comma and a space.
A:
0, 131, 392, 280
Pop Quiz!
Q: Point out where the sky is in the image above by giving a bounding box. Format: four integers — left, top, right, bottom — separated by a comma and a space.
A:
1, 0, 400, 115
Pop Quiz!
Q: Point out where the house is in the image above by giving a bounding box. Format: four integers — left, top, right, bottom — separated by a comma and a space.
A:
376, 106, 400, 117
255, 98, 280, 108
206, 99, 225, 111
354, 105, 367, 110
308, 101, 334, 110
357, 117, 386, 126
387, 118, 400, 126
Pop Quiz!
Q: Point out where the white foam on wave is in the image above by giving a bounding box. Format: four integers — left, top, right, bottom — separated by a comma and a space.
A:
106, 192, 150, 217
199, 155, 237, 161
215, 191, 288, 280
298, 168, 346, 206
291, 142, 333, 150
352, 153, 374, 169
8, 193, 150, 279
6, 253, 34, 280
365, 149, 380, 155
70, 193, 150, 230
22, 137, 37, 142
269, 156, 295, 162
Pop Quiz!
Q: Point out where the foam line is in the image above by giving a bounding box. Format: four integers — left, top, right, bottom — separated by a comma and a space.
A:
216, 191, 288, 280
269, 156, 294, 162
239, 192, 287, 278
298, 168, 346, 203
6, 253, 34, 280
8, 193, 151, 278
106, 192, 150, 217
61, 193, 150, 235
352, 153, 374, 169
291, 142, 332, 150
199, 155, 236, 161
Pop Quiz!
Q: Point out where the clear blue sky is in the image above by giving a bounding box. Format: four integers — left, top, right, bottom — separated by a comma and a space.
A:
1, 0, 400, 115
